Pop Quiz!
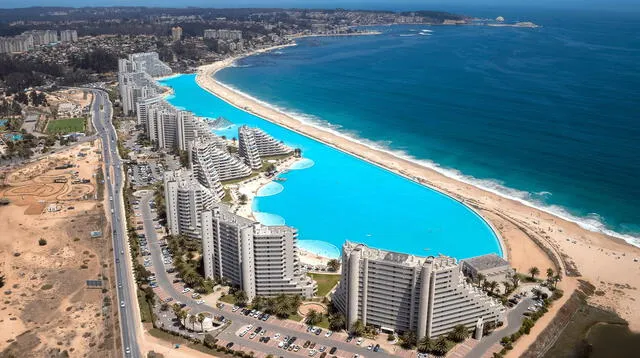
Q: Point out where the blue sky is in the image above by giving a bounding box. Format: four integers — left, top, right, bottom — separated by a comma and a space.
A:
0, 0, 637, 11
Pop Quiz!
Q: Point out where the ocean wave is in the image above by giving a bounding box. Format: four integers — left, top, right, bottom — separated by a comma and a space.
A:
213, 78, 640, 248
399, 34, 417, 37
229, 62, 252, 68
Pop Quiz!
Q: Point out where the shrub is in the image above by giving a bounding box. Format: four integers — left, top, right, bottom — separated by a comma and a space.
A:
41, 284, 53, 290
38, 238, 47, 246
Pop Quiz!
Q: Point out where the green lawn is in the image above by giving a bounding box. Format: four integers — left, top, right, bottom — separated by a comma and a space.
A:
46, 117, 86, 134
219, 294, 236, 305
309, 273, 341, 297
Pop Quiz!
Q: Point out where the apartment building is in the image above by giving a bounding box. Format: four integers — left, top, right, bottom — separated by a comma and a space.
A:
164, 169, 216, 239
238, 125, 262, 170
171, 26, 183, 41
203, 29, 243, 41
201, 206, 317, 301
333, 242, 505, 338
128, 52, 172, 77
0, 34, 34, 53
189, 135, 251, 182
238, 125, 292, 169
60, 29, 78, 42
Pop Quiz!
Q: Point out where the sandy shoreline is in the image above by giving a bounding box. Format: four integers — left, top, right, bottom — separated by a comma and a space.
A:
192, 43, 640, 334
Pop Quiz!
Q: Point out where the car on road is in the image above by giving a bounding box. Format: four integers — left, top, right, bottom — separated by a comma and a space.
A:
367, 344, 373, 350
225, 342, 234, 349
346, 336, 353, 342
356, 337, 363, 345
118, 283, 122, 288
182, 288, 191, 293
329, 347, 337, 354
373, 344, 380, 352
125, 347, 130, 354
232, 305, 239, 312
325, 330, 333, 337
120, 301, 125, 307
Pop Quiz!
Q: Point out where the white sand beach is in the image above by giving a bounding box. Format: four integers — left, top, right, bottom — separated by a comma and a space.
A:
194, 45, 640, 340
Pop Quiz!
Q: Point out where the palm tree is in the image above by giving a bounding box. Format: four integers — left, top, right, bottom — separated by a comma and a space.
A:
481, 280, 490, 292
172, 303, 183, 322
552, 274, 561, 288
448, 324, 469, 343
432, 336, 450, 357
306, 309, 321, 325
399, 331, 417, 349
546, 268, 554, 281
329, 313, 346, 331
477, 273, 486, 286
327, 259, 340, 272
234, 290, 248, 306
503, 281, 512, 294
417, 336, 433, 353
529, 266, 540, 280
351, 319, 365, 337
510, 273, 520, 289
197, 312, 206, 332
188, 314, 197, 331
488, 281, 498, 295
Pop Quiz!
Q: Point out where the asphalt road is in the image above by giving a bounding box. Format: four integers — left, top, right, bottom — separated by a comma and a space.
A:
465, 297, 534, 358
89, 89, 141, 358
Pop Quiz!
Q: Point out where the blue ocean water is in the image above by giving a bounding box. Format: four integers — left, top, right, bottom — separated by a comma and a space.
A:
214, 9, 640, 246
159, 74, 501, 259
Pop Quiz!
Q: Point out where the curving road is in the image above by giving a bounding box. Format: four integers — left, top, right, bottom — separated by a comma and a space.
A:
89, 89, 141, 358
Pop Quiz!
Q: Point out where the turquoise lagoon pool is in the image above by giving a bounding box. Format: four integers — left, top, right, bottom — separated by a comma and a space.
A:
159, 74, 502, 259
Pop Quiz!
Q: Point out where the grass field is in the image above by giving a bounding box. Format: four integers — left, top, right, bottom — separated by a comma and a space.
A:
309, 273, 341, 297
46, 117, 85, 134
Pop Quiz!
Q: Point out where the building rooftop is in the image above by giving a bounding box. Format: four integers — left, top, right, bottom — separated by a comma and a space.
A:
462, 254, 510, 271
343, 241, 457, 269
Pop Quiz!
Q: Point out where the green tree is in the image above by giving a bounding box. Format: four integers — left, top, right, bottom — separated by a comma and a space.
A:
488, 281, 498, 294
417, 336, 433, 353
399, 330, 417, 349
510, 273, 520, 289
203, 333, 217, 348
448, 324, 469, 343
198, 312, 206, 332
432, 336, 450, 357
239, 194, 248, 205
233, 290, 248, 306
306, 309, 322, 325
546, 268, 554, 281
327, 259, 340, 272
328, 313, 346, 331
351, 319, 365, 337
188, 314, 197, 330
529, 267, 540, 280
552, 274, 561, 288
477, 273, 486, 286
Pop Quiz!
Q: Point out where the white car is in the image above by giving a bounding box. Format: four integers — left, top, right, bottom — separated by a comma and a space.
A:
356, 337, 363, 345
325, 330, 333, 337
274, 333, 281, 339
182, 288, 191, 293
125, 347, 130, 354
120, 301, 125, 307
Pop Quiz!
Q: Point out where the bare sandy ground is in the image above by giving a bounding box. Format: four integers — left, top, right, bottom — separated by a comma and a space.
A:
195, 50, 640, 337
0, 141, 117, 357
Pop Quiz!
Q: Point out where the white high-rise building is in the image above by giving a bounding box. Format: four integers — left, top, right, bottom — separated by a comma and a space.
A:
201, 206, 317, 301
128, 52, 172, 77
136, 95, 163, 128
60, 30, 78, 42
242, 126, 292, 157
164, 169, 216, 239
189, 136, 251, 182
333, 242, 505, 338
204, 29, 242, 41
238, 125, 262, 170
